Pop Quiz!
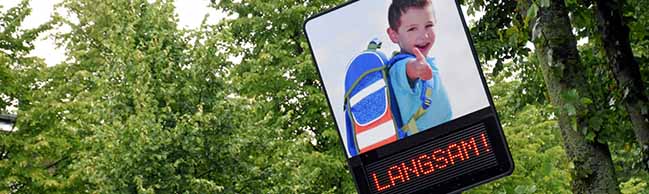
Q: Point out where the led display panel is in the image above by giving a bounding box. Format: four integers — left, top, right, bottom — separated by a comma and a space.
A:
303, 0, 514, 193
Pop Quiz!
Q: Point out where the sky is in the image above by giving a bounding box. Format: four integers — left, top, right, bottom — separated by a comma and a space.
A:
305, 0, 490, 157
0, 0, 489, 67
0, 0, 225, 66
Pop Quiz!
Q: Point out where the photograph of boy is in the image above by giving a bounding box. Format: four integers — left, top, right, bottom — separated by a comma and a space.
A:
387, 0, 452, 136
304, 0, 490, 158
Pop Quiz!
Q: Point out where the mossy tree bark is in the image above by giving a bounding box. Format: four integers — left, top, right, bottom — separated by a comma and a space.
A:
593, 0, 649, 170
532, 0, 621, 193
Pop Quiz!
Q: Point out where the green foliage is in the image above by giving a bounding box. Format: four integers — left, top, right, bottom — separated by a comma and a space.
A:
4, 0, 352, 193
621, 175, 649, 194
0, 0, 51, 115
467, 0, 533, 79
467, 73, 571, 194
210, 0, 354, 192
2, 0, 239, 192
467, 0, 649, 193
626, 0, 649, 96
0, 1, 58, 193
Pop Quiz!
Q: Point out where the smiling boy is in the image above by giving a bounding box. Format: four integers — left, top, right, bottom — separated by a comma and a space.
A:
386, 0, 452, 136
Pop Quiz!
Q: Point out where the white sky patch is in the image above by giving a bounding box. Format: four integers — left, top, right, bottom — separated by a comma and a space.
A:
2, 0, 65, 66
461, 5, 485, 26
526, 41, 535, 51
1, 0, 226, 66
0, 1, 482, 68
0, 122, 15, 132
577, 37, 589, 46
174, 0, 225, 29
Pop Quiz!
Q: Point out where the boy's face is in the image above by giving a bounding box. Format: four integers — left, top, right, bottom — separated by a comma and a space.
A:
387, 5, 436, 56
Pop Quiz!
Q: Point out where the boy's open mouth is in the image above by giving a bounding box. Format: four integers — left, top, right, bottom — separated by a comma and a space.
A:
415, 42, 431, 51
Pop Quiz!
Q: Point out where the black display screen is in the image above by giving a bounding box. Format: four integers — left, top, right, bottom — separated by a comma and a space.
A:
366, 122, 497, 194
347, 114, 513, 194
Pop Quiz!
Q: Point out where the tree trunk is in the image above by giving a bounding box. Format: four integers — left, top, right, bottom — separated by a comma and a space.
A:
593, 0, 649, 170
532, 0, 620, 193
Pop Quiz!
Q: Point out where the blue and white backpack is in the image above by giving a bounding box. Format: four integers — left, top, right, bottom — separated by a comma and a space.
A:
343, 39, 434, 156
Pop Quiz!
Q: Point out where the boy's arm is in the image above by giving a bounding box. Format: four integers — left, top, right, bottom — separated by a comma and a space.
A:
406, 48, 433, 81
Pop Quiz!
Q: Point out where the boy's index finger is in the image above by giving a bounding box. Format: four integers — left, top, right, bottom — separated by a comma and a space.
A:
413, 47, 425, 62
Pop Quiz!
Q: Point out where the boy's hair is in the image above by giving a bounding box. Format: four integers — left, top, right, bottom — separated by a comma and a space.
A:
388, 0, 433, 30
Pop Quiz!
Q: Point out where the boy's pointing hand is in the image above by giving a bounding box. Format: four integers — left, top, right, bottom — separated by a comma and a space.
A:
406, 48, 433, 81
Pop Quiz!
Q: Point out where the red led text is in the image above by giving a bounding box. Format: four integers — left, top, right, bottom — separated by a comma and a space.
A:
370, 132, 491, 192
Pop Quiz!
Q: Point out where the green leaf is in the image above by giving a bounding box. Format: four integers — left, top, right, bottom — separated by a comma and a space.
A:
565, 104, 577, 116
585, 131, 596, 142
561, 89, 580, 104
539, 0, 551, 8
515, 185, 528, 194
588, 117, 603, 132
527, 4, 539, 21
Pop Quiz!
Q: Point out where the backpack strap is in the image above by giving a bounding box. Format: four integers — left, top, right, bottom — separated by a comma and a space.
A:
385, 53, 412, 138
401, 85, 433, 135
387, 52, 434, 135
387, 53, 413, 69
